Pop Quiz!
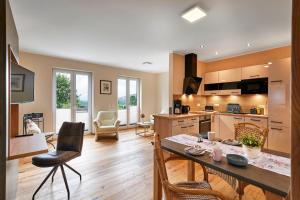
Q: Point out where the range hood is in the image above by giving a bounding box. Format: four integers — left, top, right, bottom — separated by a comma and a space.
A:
183, 53, 202, 95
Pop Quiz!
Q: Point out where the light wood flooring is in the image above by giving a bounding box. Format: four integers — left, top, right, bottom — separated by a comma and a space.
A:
16, 130, 265, 200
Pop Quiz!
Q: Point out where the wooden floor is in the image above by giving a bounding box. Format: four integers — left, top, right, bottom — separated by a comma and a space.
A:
16, 130, 265, 200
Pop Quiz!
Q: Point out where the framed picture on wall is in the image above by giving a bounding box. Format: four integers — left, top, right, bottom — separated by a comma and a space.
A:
100, 80, 112, 94
11, 74, 25, 92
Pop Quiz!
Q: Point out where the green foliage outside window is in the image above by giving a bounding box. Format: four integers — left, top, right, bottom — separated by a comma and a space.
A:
56, 74, 71, 108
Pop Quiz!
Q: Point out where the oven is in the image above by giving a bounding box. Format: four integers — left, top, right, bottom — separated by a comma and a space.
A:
199, 115, 211, 134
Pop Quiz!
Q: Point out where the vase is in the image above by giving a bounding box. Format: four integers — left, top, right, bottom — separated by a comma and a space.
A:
242, 145, 261, 159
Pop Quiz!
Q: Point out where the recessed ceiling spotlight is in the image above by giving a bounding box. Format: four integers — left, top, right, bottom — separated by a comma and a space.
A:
182, 6, 207, 23
142, 61, 152, 65
200, 45, 204, 49
268, 62, 273, 65
247, 43, 251, 47
215, 51, 219, 55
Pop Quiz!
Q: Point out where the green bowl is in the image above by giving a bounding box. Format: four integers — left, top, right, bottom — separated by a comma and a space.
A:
226, 154, 248, 167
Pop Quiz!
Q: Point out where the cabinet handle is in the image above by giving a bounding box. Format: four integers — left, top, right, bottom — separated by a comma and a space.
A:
270, 127, 283, 131
250, 118, 261, 122
234, 117, 243, 120
191, 118, 197, 121
270, 120, 283, 124
181, 126, 188, 129
178, 120, 184, 123
270, 80, 283, 83
189, 125, 194, 128
250, 75, 259, 78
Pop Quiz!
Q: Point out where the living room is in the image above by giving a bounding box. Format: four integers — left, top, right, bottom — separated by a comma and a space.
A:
2, 0, 300, 200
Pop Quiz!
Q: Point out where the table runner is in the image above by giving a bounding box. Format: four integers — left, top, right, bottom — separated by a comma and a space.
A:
166, 134, 290, 177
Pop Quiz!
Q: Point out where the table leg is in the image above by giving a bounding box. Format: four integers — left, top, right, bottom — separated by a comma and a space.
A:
187, 160, 195, 181
265, 191, 286, 200
154, 151, 162, 200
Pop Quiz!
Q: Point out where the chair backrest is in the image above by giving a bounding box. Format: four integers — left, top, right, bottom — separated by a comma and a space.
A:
97, 111, 117, 126
57, 122, 85, 153
154, 134, 170, 194
234, 122, 269, 147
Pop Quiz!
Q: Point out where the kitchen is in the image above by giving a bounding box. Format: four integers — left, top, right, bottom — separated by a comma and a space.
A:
154, 46, 291, 154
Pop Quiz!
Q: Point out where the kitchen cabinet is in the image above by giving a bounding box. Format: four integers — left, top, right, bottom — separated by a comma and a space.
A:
211, 114, 220, 137
172, 117, 199, 135
219, 115, 244, 140
244, 116, 268, 128
219, 89, 241, 96
268, 126, 291, 153
205, 71, 219, 84
242, 65, 269, 80
267, 58, 291, 153
219, 68, 242, 83
204, 90, 219, 96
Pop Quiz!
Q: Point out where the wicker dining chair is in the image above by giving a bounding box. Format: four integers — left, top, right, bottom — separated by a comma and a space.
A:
154, 134, 227, 200
204, 122, 269, 200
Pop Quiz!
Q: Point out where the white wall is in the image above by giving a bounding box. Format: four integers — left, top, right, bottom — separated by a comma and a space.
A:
18, 52, 160, 133
156, 72, 169, 114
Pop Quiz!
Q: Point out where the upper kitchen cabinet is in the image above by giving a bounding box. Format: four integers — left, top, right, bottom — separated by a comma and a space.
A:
171, 54, 185, 95
242, 65, 269, 80
204, 71, 219, 84
218, 68, 242, 83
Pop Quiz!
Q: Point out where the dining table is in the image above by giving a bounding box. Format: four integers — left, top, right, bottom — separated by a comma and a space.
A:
153, 134, 290, 200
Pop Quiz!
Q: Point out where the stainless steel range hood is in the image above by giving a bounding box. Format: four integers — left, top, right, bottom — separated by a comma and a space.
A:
183, 53, 202, 95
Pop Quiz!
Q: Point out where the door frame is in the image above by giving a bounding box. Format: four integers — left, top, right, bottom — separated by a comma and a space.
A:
52, 68, 92, 132
117, 76, 141, 128
0, 0, 7, 198
291, 0, 300, 199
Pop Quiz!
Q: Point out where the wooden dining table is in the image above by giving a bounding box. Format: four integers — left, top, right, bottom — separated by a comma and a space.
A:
153, 135, 290, 200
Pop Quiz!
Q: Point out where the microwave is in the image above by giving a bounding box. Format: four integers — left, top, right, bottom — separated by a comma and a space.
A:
241, 78, 268, 94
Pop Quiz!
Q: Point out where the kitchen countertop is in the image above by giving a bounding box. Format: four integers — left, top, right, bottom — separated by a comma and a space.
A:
154, 111, 268, 120
153, 113, 206, 119
190, 111, 268, 118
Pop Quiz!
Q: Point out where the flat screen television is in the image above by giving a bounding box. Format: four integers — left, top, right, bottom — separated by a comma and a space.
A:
11, 63, 35, 103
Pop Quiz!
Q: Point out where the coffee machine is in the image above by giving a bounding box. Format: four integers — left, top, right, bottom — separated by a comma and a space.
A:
173, 100, 182, 114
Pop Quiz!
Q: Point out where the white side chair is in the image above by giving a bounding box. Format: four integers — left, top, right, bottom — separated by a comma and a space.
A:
93, 111, 120, 141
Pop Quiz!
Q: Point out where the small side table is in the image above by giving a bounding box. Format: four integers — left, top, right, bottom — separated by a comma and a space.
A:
135, 121, 154, 137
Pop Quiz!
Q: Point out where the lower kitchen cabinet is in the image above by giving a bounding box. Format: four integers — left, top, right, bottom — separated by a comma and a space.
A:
211, 114, 220, 137
268, 126, 291, 154
244, 116, 268, 128
219, 115, 244, 140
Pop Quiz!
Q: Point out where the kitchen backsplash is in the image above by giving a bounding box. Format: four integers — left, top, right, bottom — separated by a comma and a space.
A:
174, 94, 268, 114
206, 94, 268, 114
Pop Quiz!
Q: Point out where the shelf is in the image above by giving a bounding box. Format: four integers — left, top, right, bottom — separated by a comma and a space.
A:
8, 133, 48, 160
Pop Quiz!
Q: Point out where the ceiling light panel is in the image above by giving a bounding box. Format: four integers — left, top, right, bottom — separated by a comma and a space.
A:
182, 7, 207, 23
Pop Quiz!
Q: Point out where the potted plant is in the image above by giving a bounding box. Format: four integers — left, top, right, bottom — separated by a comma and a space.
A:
240, 134, 262, 159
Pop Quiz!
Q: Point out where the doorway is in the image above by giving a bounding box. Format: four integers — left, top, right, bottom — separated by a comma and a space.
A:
53, 69, 92, 132
117, 76, 140, 127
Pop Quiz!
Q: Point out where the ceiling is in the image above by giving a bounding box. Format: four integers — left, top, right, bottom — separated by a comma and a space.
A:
10, 0, 292, 73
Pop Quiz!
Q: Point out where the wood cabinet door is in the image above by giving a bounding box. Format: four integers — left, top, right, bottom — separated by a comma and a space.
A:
269, 58, 291, 83
205, 71, 219, 84
219, 68, 241, 83
244, 117, 268, 128
219, 115, 244, 140
204, 90, 219, 96
188, 123, 199, 135
268, 126, 291, 153
219, 89, 241, 96
211, 114, 220, 137
242, 65, 269, 80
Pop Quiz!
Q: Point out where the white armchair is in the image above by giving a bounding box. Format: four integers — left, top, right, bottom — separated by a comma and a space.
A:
93, 111, 121, 141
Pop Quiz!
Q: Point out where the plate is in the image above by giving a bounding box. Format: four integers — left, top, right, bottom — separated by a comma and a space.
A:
222, 139, 242, 146
226, 154, 248, 167
184, 147, 206, 156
